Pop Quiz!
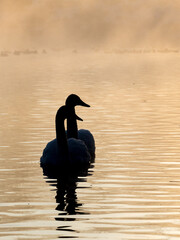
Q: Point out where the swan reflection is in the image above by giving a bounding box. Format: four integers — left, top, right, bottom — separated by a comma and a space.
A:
43, 164, 92, 214
43, 164, 94, 237
55, 175, 79, 215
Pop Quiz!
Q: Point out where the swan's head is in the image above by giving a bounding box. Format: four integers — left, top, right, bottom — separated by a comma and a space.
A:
56, 105, 83, 122
65, 94, 90, 108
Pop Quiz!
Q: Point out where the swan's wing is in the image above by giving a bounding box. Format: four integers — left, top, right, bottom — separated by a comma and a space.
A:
78, 129, 95, 159
40, 139, 59, 166
68, 138, 91, 165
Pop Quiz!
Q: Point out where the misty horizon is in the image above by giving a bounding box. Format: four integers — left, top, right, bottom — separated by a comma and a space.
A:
1, 0, 180, 50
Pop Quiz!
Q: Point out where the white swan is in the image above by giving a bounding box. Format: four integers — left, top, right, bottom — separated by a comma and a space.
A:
40, 105, 91, 170
65, 94, 95, 160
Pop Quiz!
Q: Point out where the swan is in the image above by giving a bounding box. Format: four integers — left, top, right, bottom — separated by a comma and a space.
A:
65, 94, 96, 160
40, 105, 91, 171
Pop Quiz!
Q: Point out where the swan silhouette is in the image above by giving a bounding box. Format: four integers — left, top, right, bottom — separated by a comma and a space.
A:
40, 105, 91, 172
66, 94, 95, 160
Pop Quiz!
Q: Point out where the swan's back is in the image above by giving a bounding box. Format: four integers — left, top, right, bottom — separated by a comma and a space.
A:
40, 139, 59, 167
68, 138, 91, 165
78, 129, 95, 160
40, 137, 91, 168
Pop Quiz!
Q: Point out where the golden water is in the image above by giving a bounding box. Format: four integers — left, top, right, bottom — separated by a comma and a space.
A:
1, 51, 180, 239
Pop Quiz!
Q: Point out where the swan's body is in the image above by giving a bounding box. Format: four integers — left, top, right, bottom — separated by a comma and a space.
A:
66, 114, 96, 159
78, 129, 95, 160
65, 94, 95, 160
40, 138, 90, 167
40, 105, 91, 171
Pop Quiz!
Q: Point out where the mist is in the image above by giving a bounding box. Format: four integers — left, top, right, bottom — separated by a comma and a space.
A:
1, 0, 180, 50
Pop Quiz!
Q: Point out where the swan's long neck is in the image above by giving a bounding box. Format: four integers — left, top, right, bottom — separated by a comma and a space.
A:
56, 110, 69, 162
67, 107, 78, 139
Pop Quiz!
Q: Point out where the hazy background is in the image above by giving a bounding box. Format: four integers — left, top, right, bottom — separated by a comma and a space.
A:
0, 0, 180, 50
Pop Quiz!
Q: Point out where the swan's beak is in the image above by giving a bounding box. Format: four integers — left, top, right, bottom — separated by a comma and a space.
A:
78, 99, 90, 108
75, 114, 83, 121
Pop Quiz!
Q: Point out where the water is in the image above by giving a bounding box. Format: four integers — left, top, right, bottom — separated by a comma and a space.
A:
1, 51, 180, 239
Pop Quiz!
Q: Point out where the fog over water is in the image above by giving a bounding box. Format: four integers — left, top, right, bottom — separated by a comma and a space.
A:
1, 0, 180, 49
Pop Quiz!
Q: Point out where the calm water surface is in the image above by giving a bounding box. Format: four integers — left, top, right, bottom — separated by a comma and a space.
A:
1, 52, 180, 239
